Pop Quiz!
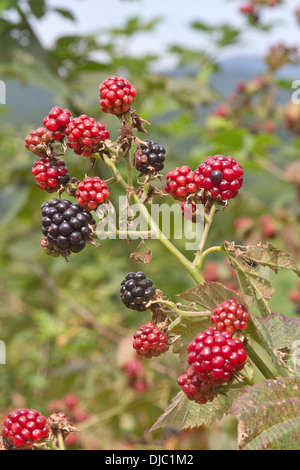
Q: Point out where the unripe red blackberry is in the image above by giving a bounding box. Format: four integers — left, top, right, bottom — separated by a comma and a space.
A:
178, 367, 215, 404
65, 115, 110, 158
133, 321, 169, 358
123, 359, 146, 380
165, 166, 200, 201
43, 106, 72, 140
99, 76, 137, 114
25, 127, 53, 157
120, 271, 156, 311
187, 325, 247, 386
75, 176, 110, 211
31, 156, 70, 193
181, 200, 204, 223
134, 140, 166, 174
211, 299, 250, 334
2, 408, 49, 450
195, 155, 244, 201
41, 236, 61, 258
41, 198, 95, 256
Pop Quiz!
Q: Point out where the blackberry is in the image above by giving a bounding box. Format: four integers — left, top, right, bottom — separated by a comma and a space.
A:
211, 298, 250, 334
195, 155, 244, 201
120, 271, 156, 311
165, 166, 200, 201
25, 127, 53, 157
41, 198, 95, 256
134, 140, 166, 174
65, 115, 110, 158
43, 106, 72, 140
75, 176, 110, 211
31, 156, 70, 193
187, 325, 247, 386
133, 321, 169, 358
2, 409, 49, 450
99, 76, 137, 115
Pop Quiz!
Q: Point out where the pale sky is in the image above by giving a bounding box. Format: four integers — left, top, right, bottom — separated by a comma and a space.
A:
31, 0, 300, 68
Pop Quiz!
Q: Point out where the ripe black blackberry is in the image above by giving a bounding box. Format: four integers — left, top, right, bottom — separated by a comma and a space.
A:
41, 198, 95, 256
134, 140, 166, 174
120, 272, 156, 311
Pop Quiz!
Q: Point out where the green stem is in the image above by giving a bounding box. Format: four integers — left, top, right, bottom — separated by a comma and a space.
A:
124, 153, 133, 188
193, 202, 217, 267
247, 344, 276, 380
157, 299, 210, 318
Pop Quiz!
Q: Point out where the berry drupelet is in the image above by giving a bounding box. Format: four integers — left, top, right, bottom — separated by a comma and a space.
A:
120, 271, 156, 311
133, 321, 169, 358
99, 76, 137, 115
195, 155, 244, 202
75, 176, 110, 211
211, 299, 250, 334
31, 156, 70, 193
2, 409, 49, 450
134, 140, 166, 174
41, 198, 95, 255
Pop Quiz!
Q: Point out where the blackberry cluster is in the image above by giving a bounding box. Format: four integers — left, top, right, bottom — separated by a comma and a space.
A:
132, 321, 169, 358
31, 156, 70, 193
134, 140, 166, 174
2, 409, 49, 450
41, 198, 95, 255
120, 272, 156, 311
211, 298, 250, 334
99, 76, 137, 115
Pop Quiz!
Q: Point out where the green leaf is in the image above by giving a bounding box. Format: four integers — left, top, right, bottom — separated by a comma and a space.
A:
171, 317, 211, 368
223, 242, 277, 316
52, 8, 76, 21
178, 281, 245, 311
231, 377, 300, 450
28, 0, 46, 19
251, 312, 300, 377
229, 242, 300, 277
150, 389, 238, 432
0, 0, 16, 14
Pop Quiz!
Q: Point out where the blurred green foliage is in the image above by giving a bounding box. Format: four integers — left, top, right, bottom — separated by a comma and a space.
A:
0, 0, 299, 450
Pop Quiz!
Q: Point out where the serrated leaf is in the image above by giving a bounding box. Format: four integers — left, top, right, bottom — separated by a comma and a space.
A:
172, 317, 211, 368
251, 312, 300, 377
150, 389, 238, 432
223, 241, 275, 316
231, 377, 300, 450
227, 242, 300, 276
178, 281, 245, 311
